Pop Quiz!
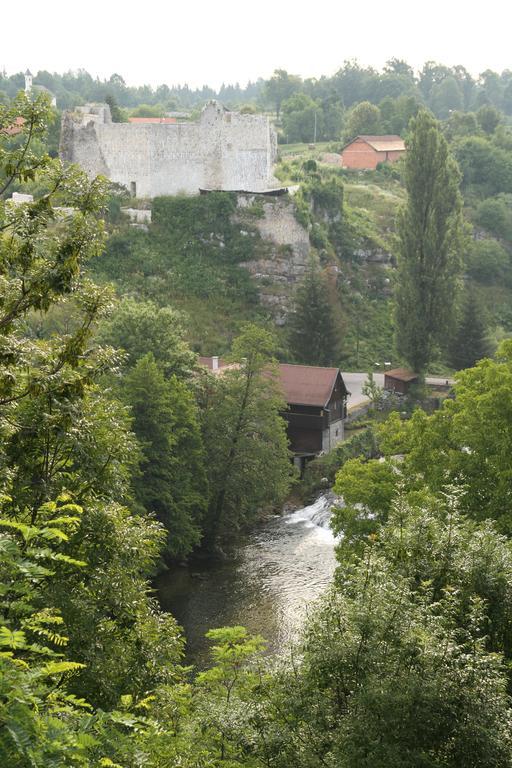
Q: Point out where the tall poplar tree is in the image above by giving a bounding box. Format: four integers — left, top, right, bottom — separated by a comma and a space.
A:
395, 110, 464, 372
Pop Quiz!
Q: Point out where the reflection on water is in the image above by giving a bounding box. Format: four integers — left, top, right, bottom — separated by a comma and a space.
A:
156, 494, 339, 666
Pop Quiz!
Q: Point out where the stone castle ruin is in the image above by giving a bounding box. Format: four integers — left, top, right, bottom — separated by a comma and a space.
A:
59, 101, 279, 198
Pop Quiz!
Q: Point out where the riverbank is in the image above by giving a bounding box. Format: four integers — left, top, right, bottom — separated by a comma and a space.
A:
155, 493, 339, 667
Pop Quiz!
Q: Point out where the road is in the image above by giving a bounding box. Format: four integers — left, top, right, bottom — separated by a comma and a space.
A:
342, 371, 384, 409
342, 371, 454, 411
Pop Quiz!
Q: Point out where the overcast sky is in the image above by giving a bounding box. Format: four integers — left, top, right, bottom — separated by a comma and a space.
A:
3, 0, 510, 89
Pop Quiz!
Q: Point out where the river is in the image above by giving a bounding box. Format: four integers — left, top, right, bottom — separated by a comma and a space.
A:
156, 493, 339, 666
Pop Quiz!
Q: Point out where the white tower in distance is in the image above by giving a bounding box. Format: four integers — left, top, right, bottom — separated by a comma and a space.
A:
24, 70, 33, 95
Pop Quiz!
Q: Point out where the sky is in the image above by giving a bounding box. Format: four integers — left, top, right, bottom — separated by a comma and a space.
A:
3, 0, 511, 89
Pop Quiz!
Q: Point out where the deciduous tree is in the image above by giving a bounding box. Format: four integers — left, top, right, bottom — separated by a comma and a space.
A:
202, 325, 292, 548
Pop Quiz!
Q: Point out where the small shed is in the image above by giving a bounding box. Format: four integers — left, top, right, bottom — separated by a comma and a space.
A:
341, 135, 406, 170
384, 368, 419, 395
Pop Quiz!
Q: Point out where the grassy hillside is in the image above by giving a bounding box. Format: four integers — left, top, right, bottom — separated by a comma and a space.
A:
90, 146, 512, 372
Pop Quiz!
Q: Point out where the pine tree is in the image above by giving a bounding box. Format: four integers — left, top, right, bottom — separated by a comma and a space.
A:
395, 110, 464, 372
288, 262, 340, 366
449, 290, 492, 370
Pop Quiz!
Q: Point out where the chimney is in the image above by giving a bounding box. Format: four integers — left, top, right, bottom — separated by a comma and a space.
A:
212, 356, 219, 371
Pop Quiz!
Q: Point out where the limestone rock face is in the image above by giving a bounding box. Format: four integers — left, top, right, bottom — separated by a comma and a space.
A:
237, 195, 311, 322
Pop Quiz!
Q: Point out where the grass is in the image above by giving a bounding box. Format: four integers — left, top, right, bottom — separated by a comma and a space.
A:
278, 141, 333, 157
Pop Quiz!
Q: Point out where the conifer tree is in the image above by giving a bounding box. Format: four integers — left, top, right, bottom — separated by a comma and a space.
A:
449, 289, 492, 370
288, 261, 340, 366
395, 110, 464, 372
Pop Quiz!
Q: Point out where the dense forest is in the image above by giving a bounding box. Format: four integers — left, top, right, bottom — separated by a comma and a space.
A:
2, 64, 512, 765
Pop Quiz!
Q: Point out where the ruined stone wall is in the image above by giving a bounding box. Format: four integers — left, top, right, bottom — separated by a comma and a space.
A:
60, 101, 278, 198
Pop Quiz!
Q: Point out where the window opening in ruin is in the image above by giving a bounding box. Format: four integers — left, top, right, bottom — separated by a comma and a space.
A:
130, 181, 136, 197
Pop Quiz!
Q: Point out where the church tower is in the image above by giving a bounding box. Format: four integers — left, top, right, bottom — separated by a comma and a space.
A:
24, 70, 33, 94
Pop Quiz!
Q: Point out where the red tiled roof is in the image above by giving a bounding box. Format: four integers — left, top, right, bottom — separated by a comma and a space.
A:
343, 134, 406, 153
277, 363, 346, 407
1, 116, 25, 136
197, 357, 347, 406
384, 368, 418, 382
128, 117, 177, 124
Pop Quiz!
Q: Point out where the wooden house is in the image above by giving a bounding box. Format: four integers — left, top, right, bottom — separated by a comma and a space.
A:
277, 364, 348, 460
341, 135, 406, 170
197, 357, 348, 464
384, 368, 419, 395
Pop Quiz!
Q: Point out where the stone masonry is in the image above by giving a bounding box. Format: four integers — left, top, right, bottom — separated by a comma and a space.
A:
59, 101, 279, 198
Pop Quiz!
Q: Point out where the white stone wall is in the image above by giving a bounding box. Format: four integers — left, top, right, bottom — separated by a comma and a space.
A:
321, 419, 344, 453
60, 101, 278, 198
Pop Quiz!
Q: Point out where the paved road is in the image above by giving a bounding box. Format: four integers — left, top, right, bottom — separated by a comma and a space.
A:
342, 371, 454, 410
342, 371, 384, 409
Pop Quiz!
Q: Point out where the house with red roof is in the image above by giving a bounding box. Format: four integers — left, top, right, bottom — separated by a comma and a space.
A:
278, 364, 348, 457
1, 117, 25, 136
341, 135, 406, 170
198, 357, 348, 462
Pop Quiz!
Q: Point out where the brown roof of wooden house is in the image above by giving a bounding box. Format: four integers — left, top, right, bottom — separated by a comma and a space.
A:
384, 368, 418, 382
342, 135, 406, 153
197, 358, 348, 407
277, 363, 347, 407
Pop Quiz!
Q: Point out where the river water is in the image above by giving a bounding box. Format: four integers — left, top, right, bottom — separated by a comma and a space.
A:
156, 494, 339, 666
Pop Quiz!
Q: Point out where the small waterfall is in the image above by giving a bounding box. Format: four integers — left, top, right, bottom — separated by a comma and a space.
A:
285, 493, 340, 541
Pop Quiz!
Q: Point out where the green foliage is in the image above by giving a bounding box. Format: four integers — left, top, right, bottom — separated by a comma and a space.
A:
195, 626, 266, 764
361, 370, 384, 406
105, 94, 126, 123
264, 69, 302, 118
130, 103, 165, 118
466, 238, 511, 284
93, 192, 264, 352
455, 136, 512, 197
301, 426, 379, 496
0, 95, 185, 720
0, 501, 94, 767
356, 342, 512, 534
344, 100, 381, 140
429, 75, 464, 118
450, 292, 492, 370
122, 354, 206, 560
474, 194, 512, 242
270, 493, 512, 767
477, 104, 502, 134
98, 296, 196, 377
332, 456, 397, 546
379, 94, 420, 134
288, 261, 341, 366
202, 325, 292, 547
395, 110, 464, 371
281, 93, 323, 144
